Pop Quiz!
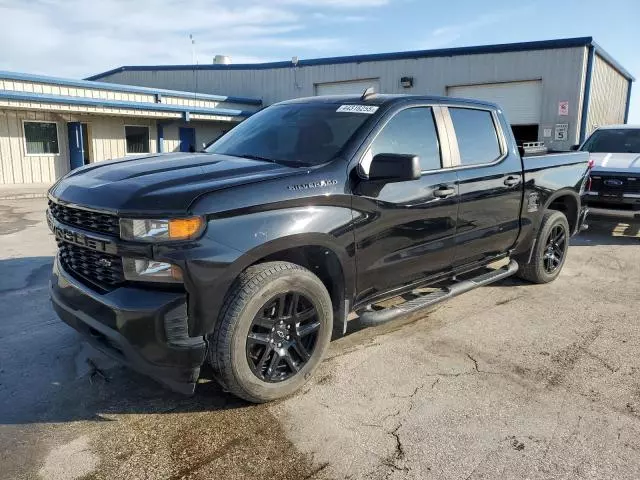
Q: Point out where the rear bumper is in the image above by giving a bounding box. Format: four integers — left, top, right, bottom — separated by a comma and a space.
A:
50, 256, 206, 394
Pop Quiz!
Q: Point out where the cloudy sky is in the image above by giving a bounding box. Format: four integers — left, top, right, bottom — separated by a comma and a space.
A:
0, 0, 638, 121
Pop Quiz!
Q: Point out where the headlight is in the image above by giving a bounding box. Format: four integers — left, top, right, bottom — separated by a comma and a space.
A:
120, 217, 205, 242
123, 258, 183, 283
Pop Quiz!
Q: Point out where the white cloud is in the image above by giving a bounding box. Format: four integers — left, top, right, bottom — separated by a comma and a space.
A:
276, 0, 388, 7
0, 0, 390, 78
421, 6, 535, 49
312, 12, 370, 22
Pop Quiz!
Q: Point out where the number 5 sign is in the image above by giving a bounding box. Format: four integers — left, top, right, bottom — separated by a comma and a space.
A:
558, 101, 569, 116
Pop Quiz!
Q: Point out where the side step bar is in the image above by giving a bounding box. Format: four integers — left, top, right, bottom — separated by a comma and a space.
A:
358, 259, 519, 326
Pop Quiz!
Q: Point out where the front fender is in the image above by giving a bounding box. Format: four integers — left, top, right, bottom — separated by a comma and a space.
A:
156, 205, 356, 337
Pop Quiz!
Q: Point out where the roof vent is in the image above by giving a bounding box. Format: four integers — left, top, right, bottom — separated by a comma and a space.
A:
213, 55, 232, 65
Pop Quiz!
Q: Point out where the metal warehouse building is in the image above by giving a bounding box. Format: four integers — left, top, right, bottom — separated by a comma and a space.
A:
0, 71, 260, 184
89, 36, 633, 151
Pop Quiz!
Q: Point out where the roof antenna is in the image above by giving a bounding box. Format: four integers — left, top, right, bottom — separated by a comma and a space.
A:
361, 86, 375, 101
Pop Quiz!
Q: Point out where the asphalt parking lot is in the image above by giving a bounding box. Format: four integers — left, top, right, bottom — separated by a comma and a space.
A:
1, 197, 640, 480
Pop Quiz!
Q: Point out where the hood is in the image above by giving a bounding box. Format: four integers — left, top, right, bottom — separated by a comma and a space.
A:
49, 152, 301, 214
588, 152, 640, 174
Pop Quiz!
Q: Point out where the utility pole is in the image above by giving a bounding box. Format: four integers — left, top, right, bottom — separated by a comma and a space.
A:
189, 34, 196, 64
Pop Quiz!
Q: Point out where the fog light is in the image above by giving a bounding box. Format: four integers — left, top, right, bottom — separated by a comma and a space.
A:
123, 258, 183, 283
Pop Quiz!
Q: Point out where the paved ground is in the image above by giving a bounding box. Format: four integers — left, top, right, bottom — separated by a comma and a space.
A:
1, 198, 639, 480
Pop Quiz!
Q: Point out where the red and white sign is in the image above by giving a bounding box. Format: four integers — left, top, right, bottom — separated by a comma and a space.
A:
558, 101, 569, 116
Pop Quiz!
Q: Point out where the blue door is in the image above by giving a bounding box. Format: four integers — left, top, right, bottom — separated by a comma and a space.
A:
67, 122, 84, 170
179, 127, 196, 152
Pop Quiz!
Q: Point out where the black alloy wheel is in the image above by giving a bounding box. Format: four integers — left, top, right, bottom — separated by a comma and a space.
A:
246, 292, 320, 382
543, 223, 567, 274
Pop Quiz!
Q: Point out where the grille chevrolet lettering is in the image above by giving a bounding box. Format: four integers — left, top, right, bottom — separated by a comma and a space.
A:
52, 225, 109, 252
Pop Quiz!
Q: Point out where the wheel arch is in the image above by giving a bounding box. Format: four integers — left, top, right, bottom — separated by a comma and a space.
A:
213, 233, 354, 337
543, 189, 581, 234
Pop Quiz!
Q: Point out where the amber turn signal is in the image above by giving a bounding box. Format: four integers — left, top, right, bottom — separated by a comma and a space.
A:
168, 217, 204, 240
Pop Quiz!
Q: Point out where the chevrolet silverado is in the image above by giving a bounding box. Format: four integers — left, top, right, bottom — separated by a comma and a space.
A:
48, 93, 590, 402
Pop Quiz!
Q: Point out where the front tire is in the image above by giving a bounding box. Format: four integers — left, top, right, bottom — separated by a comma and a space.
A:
517, 210, 570, 284
209, 261, 333, 403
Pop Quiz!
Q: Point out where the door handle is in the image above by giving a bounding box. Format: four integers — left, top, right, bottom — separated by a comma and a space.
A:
433, 186, 456, 198
504, 176, 521, 187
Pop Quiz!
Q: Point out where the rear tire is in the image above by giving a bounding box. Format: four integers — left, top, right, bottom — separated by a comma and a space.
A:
517, 210, 570, 284
209, 261, 333, 403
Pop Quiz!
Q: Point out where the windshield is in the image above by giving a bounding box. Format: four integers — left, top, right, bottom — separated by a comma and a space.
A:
581, 128, 640, 154
205, 103, 373, 166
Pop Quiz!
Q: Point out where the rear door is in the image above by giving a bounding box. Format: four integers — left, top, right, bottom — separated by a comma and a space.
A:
352, 104, 459, 304
444, 105, 524, 266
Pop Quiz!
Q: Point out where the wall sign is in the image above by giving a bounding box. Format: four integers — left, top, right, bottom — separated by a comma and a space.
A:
555, 123, 568, 141
543, 127, 552, 138
558, 101, 569, 116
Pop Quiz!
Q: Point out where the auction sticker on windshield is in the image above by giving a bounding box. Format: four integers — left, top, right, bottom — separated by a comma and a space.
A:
337, 105, 379, 114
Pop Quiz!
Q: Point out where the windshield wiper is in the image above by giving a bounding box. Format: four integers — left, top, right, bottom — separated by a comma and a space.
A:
234, 154, 306, 168
235, 154, 276, 164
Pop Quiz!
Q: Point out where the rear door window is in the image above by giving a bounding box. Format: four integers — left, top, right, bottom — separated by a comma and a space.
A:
449, 108, 502, 166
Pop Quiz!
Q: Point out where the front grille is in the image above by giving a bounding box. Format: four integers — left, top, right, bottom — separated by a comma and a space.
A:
58, 240, 124, 288
48, 200, 119, 236
590, 175, 640, 194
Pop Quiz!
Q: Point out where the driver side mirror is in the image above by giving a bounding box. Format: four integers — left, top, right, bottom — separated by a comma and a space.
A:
368, 153, 421, 183
570, 144, 580, 151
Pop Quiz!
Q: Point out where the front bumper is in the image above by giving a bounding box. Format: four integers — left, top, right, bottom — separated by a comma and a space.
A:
50, 256, 206, 394
584, 191, 640, 210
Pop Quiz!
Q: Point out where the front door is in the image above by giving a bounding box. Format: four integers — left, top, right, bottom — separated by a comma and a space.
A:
444, 106, 523, 266
179, 127, 196, 152
81, 123, 90, 165
352, 105, 459, 304
67, 122, 84, 170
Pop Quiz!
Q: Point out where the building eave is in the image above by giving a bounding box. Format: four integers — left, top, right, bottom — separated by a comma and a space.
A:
0, 70, 262, 106
0, 90, 253, 119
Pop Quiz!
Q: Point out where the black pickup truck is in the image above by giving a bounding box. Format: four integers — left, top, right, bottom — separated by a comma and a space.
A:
48, 93, 590, 402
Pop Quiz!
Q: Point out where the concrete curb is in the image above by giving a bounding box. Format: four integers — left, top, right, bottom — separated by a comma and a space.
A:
0, 192, 49, 200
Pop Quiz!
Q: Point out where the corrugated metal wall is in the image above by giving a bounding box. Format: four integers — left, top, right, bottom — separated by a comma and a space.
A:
97, 47, 589, 148
162, 121, 226, 152
89, 117, 157, 162
0, 109, 68, 184
585, 54, 630, 137
0, 111, 160, 184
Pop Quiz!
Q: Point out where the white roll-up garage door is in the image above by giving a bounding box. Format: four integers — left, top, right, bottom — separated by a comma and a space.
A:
315, 78, 380, 96
447, 80, 542, 125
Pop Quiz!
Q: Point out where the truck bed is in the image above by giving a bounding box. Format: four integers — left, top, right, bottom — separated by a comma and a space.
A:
523, 151, 590, 172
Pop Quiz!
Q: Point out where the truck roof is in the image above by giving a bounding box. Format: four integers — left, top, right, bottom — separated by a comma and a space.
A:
277, 94, 500, 110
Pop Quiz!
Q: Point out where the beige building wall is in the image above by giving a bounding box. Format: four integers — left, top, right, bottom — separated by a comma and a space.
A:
0, 110, 160, 184
0, 109, 69, 184
162, 121, 228, 153
0, 108, 241, 184
86, 116, 157, 162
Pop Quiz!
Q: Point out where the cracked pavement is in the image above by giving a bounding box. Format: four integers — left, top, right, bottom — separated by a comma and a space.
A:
2, 199, 640, 479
